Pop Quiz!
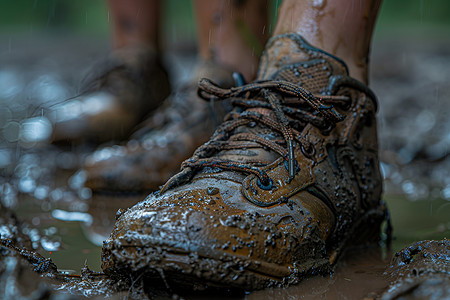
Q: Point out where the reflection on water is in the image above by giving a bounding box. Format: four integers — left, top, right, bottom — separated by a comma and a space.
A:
52, 209, 93, 224
20, 117, 52, 143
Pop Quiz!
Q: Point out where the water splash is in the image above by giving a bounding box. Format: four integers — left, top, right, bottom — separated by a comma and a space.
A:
51, 209, 93, 225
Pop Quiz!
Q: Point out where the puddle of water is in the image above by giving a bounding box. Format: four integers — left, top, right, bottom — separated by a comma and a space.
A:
15, 194, 103, 273
249, 247, 389, 300
80, 194, 143, 247
1, 33, 448, 297
41, 221, 103, 274
387, 195, 450, 253
12, 189, 450, 298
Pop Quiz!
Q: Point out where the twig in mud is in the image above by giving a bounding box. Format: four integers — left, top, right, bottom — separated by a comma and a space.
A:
1, 237, 60, 278
0, 237, 107, 282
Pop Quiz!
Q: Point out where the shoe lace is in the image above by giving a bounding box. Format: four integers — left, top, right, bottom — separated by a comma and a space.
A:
161, 78, 351, 192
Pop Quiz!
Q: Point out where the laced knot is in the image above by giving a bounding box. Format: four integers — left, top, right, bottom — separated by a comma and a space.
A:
162, 78, 350, 192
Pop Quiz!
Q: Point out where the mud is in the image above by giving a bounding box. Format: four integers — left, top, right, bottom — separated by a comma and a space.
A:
2, 211, 446, 300
0, 204, 125, 299
1, 192, 449, 298
98, 33, 390, 293
380, 239, 450, 300
1, 33, 449, 298
1, 205, 387, 299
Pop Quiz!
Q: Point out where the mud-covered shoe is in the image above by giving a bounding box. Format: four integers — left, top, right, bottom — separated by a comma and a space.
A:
101, 33, 389, 291
48, 46, 171, 143
82, 61, 236, 193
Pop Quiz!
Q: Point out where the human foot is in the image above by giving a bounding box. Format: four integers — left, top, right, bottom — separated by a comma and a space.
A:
101, 34, 388, 291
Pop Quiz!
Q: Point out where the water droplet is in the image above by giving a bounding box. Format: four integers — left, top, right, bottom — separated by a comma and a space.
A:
78, 187, 92, 200
207, 187, 219, 195
51, 209, 93, 225
0, 149, 12, 168
19, 177, 36, 193
34, 185, 49, 200
0, 69, 24, 99
50, 188, 64, 201
32, 216, 40, 226
312, 0, 326, 9
69, 170, 87, 189
20, 117, 52, 142
441, 185, 450, 200
41, 237, 61, 251
3, 121, 20, 142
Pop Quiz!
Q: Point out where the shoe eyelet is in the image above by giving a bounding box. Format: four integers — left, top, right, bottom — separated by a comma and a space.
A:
336, 91, 353, 111
321, 123, 334, 135
301, 143, 316, 159
257, 178, 273, 190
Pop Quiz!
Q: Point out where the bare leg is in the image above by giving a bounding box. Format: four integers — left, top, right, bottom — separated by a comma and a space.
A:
194, 0, 269, 81
108, 0, 161, 50
273, 0, 382, 83
50, 0, 168, 143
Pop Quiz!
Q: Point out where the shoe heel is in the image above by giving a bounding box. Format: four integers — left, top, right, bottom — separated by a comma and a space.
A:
329, 200, 391, 264
349, 200, 392, 247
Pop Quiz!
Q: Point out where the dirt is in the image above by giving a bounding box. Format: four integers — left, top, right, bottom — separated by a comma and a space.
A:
1, 213, 447, 299
381, 239, 450, 300
0, 34, 449, 298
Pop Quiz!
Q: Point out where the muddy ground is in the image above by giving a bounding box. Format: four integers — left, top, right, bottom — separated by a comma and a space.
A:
0, 32, 449, 299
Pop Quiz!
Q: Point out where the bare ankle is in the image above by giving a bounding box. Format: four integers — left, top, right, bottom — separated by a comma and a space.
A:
194, 0, 269, 82
273, 0, 381, 84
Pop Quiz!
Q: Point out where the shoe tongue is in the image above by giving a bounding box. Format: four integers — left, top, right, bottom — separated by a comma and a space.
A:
194, 61, 235, 88
257, 33, 349, 94
203, 35, 351, 167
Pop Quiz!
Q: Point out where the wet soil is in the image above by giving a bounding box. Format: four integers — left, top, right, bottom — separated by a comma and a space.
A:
0, 33, 449, 298
381, 239, 450, 300
249, 247, 390, 300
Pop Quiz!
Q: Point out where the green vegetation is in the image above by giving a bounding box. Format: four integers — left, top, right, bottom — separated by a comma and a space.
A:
386, 195, 449, 253
0, 0, 448, 38
375, 0, 450, 37
0, 1, 108, 35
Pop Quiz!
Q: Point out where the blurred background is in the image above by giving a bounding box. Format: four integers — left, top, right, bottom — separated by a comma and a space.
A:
0, 0, 449, 274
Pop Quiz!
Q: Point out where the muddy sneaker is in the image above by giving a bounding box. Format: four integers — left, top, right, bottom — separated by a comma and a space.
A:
101, 33, 389, 291
82, 61, 236, 193
48, 46, 171, 143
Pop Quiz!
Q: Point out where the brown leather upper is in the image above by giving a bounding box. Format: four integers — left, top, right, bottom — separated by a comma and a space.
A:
102, 34, 386, 290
